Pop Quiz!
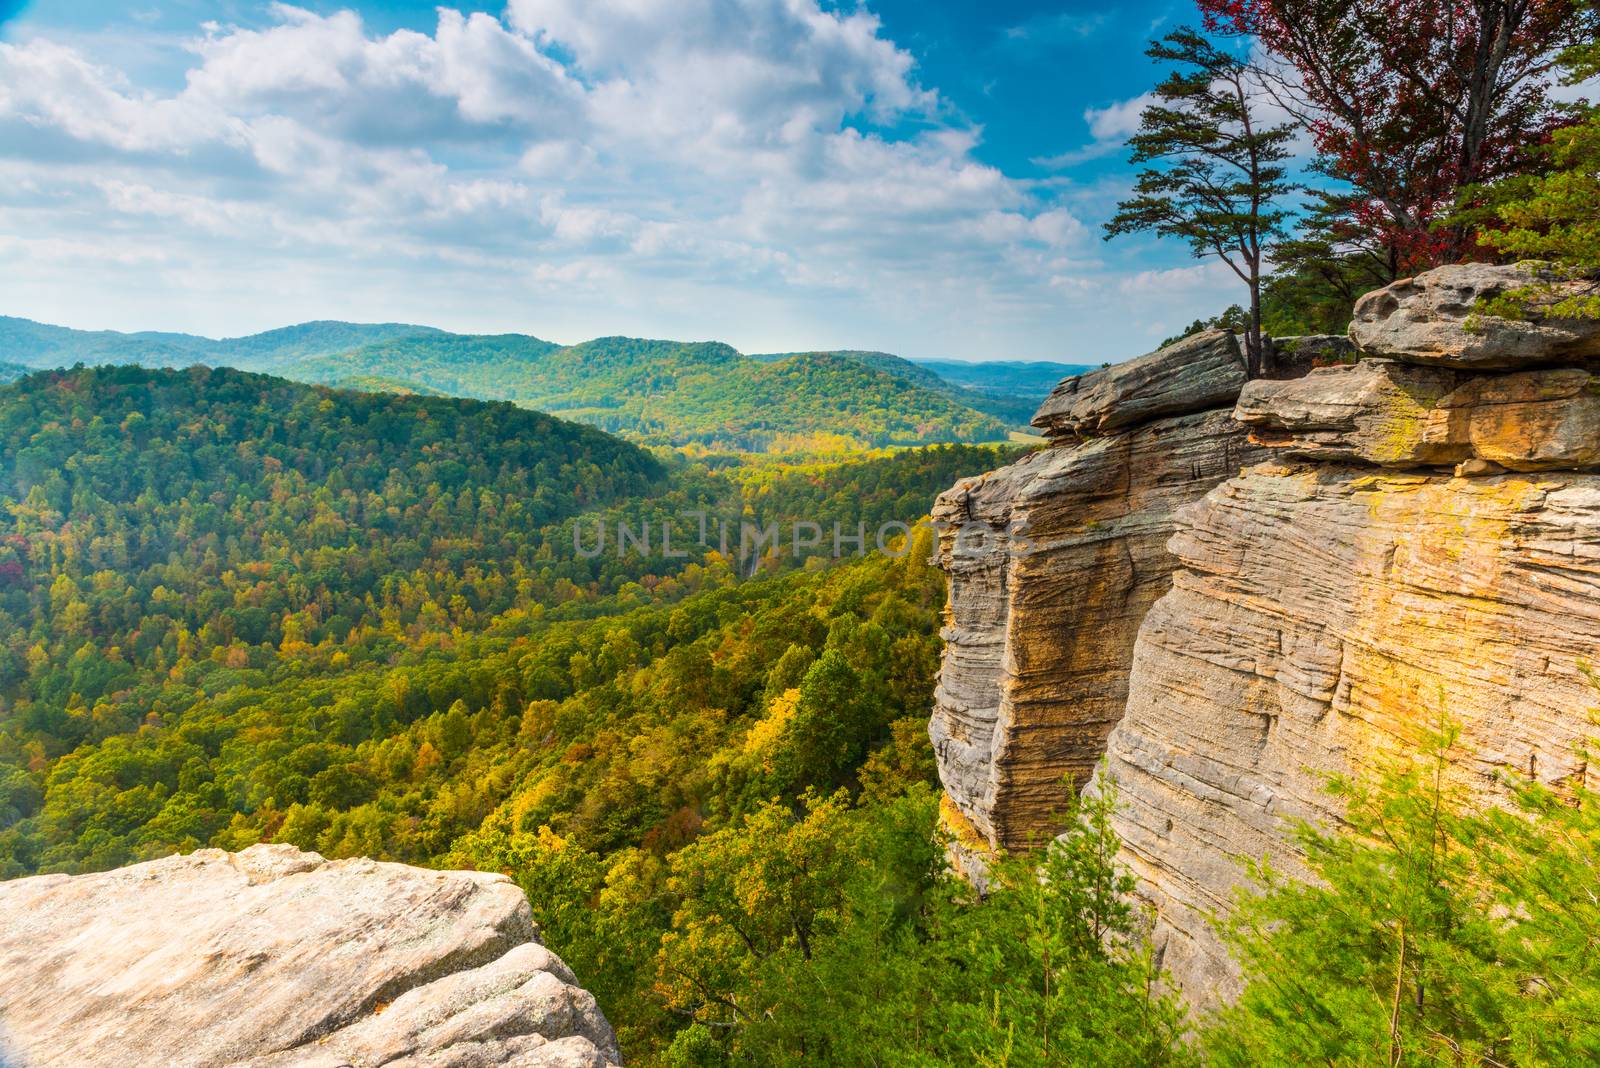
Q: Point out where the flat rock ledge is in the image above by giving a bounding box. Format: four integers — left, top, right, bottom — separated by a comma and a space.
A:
1031, 329, 1248, 439
1236, 358, 1600, 471
0, 844, 621, 1068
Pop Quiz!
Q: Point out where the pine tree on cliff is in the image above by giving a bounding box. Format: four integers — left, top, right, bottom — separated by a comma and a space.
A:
1104, 28, 1296, 378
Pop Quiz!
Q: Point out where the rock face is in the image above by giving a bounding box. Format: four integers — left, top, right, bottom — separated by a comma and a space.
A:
1031, 330, 1248, 439
1236, 360, 1600, 471
1100, 462, 1600, 1001
931, 335, 1273, 852
0, 844, 621, 1068
1350, 262, 1600, 368
932, 275, 1600, 1010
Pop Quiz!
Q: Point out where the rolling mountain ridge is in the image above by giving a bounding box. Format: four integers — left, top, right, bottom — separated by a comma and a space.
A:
0, 315, 1078, 452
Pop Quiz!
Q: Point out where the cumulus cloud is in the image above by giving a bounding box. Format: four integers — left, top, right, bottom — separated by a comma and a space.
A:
0, 2, 1152, 360
1084, 93, 1152, 142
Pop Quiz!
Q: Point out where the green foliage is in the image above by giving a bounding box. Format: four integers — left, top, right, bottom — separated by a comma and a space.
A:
0, 315, 445, 371
0, 363, 997, 1058
1473, 112, 1600, 322
1257, 189, 1401, 336
1205, 719, 1600, 1066
749, 349, 1054, 426
922, 782, 1192, 1068
646, 781, 1189, 1067
1161, 305, 1249, 349
290, 336, 1015, 453
1106, 27, 1298, 374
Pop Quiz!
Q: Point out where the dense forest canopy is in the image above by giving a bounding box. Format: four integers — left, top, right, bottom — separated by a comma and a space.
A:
291, 337, 1020, 451
0, 362, 1031, 1061
0, 364, 1015, 872
0, 318, 1047, 454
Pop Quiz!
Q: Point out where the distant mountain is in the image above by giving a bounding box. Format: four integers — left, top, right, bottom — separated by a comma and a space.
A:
0, 361, 30, 385
0, 316, 1025, 452
0, 315, 444, 371
282, 333, 562, 401
911, 358, 1092, 399
290, 336, 1010, 451
204, 321, 451, 369
751, 349, 1043, 426
0, 316, 207, 367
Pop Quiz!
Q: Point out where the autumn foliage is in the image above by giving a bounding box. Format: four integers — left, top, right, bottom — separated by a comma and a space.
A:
1199, 0, 1595, 272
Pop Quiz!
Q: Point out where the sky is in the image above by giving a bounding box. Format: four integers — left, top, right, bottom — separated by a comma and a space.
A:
0, 0, 1252, 362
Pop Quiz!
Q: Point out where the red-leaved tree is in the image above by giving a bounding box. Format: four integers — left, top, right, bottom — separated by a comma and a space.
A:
1199, 0, 1596, 273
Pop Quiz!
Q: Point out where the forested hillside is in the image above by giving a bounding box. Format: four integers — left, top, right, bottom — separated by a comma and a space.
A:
0, 316, 443, 371
913, 357, 1095, 398
0, 365, 1016, 874
0, 317, 1035, 452
750, 349, 1047, 426
0, 364, 1031, 1062
289, 336, 1015, 451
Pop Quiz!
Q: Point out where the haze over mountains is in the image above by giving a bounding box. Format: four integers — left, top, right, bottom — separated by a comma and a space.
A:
0, 316, 1088, 453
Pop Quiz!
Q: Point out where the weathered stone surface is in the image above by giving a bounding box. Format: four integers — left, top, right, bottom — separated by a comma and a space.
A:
1030, 330, 1248, 439
1099, 463, 1600, 1004
929, 409, 1271, 850
1235, 359, 1462, 464
0, 844, 620, 1068
1440, 370, 1600, 470
1350, 262, 1600, 368
1237, 359, 1600, 471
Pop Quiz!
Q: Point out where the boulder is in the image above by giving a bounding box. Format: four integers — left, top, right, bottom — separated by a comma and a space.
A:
1237, 359, 1600, 471
0, 844, 621, 1068
1349, 262, 1600, 368
1031, 330, 1248, 439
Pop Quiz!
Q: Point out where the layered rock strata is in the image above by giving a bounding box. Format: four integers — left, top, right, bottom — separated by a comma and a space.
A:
932, 263, 1600, 1008
1236, 359, 1600, 471
1100, 265, 1600, 1001
0, 844, 621, 1068
1100, 461, 1600, 1000
930, 331, 1274, 851
1031, 329, 1248, 438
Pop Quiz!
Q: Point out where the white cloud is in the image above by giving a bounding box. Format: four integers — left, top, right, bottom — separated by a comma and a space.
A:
1117, 260, 1238, 296
0, 2, 1188, 362
1001, 13, 1109, 49
1031, 92, 1152, 170
1085, 92, 1152, 142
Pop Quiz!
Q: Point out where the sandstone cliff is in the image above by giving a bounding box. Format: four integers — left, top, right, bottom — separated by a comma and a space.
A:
929, 331, 1275, 853
931, 262, 1600, 1004
0, 844, 620, 1068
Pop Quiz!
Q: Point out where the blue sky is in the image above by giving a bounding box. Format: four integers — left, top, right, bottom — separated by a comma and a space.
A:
0, 1, 1246, 362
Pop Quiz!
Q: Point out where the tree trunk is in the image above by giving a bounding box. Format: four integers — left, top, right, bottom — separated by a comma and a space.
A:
1247, 274, 1267, 379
